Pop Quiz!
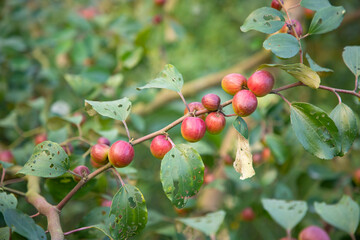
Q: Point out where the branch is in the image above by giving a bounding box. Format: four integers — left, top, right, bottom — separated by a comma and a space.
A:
132, 50, 270, 116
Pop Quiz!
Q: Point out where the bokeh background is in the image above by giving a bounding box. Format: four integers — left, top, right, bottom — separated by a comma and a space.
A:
1, 0, 360, 239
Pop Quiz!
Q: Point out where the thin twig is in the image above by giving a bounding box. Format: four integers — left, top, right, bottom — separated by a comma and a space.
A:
272, 92, 291, 106
2, 177, 25, 186
64, 226, 93, 236
122, 120, 131, 141
354, 75, 359, 91
1, 186, 26, 196
1, 168, 5, 186
67, 170, 82, 179
178, 91, 191, 113
111, 167, 125, 186
30, 212, 40, 218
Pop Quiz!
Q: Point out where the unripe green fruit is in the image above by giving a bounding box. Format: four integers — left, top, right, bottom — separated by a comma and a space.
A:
150, 135, 173, 159
221, 73, 247, 95
247, 70, 275, 97
184, 102, 206, 120
205, 112, 226, 134
299, 226, 330, 240
108, 140, 134, 168
73, 165, 90, 182
91, 143, 110, 165
201, 94, 221, 111
181, 117, 206, 142
232, 90, 258, 117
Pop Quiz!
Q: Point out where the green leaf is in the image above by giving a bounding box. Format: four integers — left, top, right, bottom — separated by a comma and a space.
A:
85, 97, 132, 121
314, 195, 359, 234
177, 211, 226, 236
160, 144, 204, 208
137, 64, 183, 92
233, 117, 248, 139
4, 209, 47, 240
121, 47, 143, 69
258, 63, 320, 89
262, 199, 307, 231
240, 7, 285, 34
265, 134, 289, 165
0, 227, 10, 240
300, 0, 331, 10
263, 34, 300, 59
80, 207, 113, 239
0, 192, 17, 213
309, 6, 346, 35
306, 53, 333, 73
47, 115, 83, 130
330, 103, 358, 155
109, 184, 148, 239
17, 141, 70, 177
307, 164, 340, 180
65, 74, 97, 96
0, 111, 17, 128
342, 46, 360, 78
290, 103, 340, 159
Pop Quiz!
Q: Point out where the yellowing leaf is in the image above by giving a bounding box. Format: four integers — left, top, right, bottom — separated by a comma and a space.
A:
233, 134, 255, 180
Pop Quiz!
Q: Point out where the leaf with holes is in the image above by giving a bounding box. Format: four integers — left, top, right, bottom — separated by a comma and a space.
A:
306, 53, 333, 73
47, 115, 83, 130
330, 103, 358, 156
17, 141, 70, 178
85, 97, 132, 121
309, 6, 346, 35
109, 184, 147, 239
160, 144, 204, 208
258, 63, 320, 89
342, 46, 360, 78
290, 103, 341, 159
137, 64, 183, 92
240, 7, 285, 34
0, 192, 17, 214
0, 227, 10, 240
4, 209, 47, 240
233, 116, 248, 139
263, 34, 299, 59
177, 211, 226, 236
262, 199, 307, 231
300, 0, 331, 11
314, 195, 359, 234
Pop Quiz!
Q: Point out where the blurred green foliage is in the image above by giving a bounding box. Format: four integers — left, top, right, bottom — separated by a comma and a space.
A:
1, 0, 360, 239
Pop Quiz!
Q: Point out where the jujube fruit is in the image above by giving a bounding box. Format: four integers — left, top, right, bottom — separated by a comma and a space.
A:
240, 207, 255, 221
298, 226, 330, 240
90, 157, 105, 168
97, 137, 111, 146
0, 150, 14, 163
285, 19, 303, 37
232, 90, 258, 116
202, 94, 221, 111
150, 135, 173, 159
154, 0, 166, 6
91, 143, 110, 165
271, 0, 282, 11
34, 133, 47, 145
73, 165, 90, 182
108, 140, 134, 168
221, 73, 247, 95
247, 70, 275, 97
205, 112, 226, 134
184, 102, 206, 120
353, 168, 360, 185
181, 117, 206, 142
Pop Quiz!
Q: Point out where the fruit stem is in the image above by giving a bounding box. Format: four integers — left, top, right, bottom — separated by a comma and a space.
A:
122, 120, 131, 141
350, 233, 356, 240
178, 91, 191, 113
64, 226, 93, 236
111, 167, 125, 186
0, 168, 5, 186
67, 170, 83, 179
277, 0, 303, 63
167, 136, 176, 147
224, 113, 237, 117
286, 229, 292, 240
30, 212, 40, 218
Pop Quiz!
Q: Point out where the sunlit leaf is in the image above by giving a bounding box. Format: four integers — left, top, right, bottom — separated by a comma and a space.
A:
263, 34, 299, 59
85, 97, 132, 121
309, 6, 345, 35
